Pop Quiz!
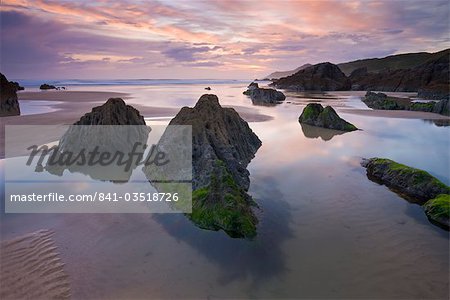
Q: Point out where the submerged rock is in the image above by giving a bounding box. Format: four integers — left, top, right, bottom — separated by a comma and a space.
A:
362, 158, 450, 204
39, 83, 57, 90
243, 82, 285, 104
272, 62, 351, 91
298, 103, 358, 132
423, 194, 450, 229
0, 73, 21, 116
162, 94, 262, 238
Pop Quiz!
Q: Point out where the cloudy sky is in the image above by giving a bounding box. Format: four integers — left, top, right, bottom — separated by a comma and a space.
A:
1, 0, 449, 79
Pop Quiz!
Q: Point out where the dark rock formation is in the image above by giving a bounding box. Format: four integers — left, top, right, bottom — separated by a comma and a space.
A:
363, 91, 407, 110
272, 62, 351, 91
423, 194, 449, 229
362, 158, 450, 204
39, 84, 57, 90
243, 82, 285, 104
0, 73, 21, 116
10, 81, 24, 91
205, 87, 211, 90
351, 49, 449, 99
363, 91, 449, 115
298, 103, 358, 132
349, 67, 368, 90
46, 98, 149, 182
432, 98, 449, 116
74, 98, 146, 125
163, 94, 262, 238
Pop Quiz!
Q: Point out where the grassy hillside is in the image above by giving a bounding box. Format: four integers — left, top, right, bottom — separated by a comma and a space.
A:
337, 50, 449, 76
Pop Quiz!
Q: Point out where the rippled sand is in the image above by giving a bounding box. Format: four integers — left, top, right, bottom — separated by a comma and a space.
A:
0, 229, 71, 299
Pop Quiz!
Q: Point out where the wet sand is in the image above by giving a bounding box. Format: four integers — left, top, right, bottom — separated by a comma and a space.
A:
0, 229, 71, 299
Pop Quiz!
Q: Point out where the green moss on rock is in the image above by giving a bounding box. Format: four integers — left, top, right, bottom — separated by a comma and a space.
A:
188, 160, 258, 239
423, 194, 450, 229
363, 158, 450, 204
299, 103, 358, 132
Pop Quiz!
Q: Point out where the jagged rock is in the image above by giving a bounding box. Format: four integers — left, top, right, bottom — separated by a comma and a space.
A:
39, 84, 57, 90
362, 158, 450, 204
423, 194, 449, 229
161, 94, 262, 238
74, 98, 146, 125
272, 62, 351, 91
243, 82, 285, 104
11, 81, 24, 91
46, 98, 150, 182
298, 103, 357, 132
0, 73, 21, 116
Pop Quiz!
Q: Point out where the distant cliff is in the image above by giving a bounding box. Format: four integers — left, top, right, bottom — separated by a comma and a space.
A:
265, 64, 312, 80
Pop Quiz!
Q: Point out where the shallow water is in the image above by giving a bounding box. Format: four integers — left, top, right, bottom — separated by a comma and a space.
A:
1, 82, 449, 299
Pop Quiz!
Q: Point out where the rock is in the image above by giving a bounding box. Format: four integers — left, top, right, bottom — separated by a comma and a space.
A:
39, 84, 57, 90
363, 91, 449, 115
432, 98, 449, 116
243, 82, 286, 104
0, 73, 21, 116
205, 87, 211, 90
161, 94, 262, 238
46, 98, 150, 182
363, 91, 407, 110
423, 194, 450, 229
272, 62, 351, 91
298, 103, 358, 132
74, 98, 146, 125
11, 81, 24, 91
351, 49, 449, 99
362, 158, 450, 204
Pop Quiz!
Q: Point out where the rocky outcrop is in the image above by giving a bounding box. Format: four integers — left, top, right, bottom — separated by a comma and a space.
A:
352, 49, 449, 99
40, 84, 56, 90
10, 81, 24, 91
74, 98, 146, 125
46, 98, 149, 182
362, 91, 407, 110
243, 82, 285, 104
298, 103, 358, 132
162, 94, 262, 238
0, 73, 21, 116
363, 91, 449, 115
362, 158, 450, 230
362, 158, 450, 204
272, 62, 351, 91
423, 194, 449, 229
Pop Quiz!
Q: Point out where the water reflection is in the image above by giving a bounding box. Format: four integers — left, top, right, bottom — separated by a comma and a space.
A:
152, 175, 293, 286
300, 123, 347, 141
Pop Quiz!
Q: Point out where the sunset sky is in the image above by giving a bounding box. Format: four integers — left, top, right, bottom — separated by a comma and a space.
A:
1, 0, 449, 80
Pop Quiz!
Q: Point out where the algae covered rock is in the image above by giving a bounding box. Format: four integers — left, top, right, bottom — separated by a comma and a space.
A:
423, 194, 450, 229
362, 91, 406, 110
298, 103, 358, 132
163, 94, 262, 238
362, 158, 450, 204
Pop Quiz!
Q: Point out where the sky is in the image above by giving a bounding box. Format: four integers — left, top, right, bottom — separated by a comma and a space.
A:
1, 0, 449, 80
